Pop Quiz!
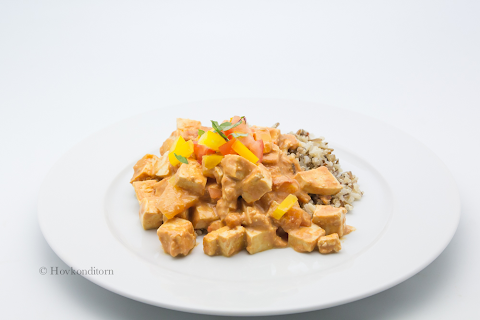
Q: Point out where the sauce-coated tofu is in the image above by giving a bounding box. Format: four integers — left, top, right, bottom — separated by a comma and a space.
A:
295, 166, 342, 195
278, 134, 299, 152
318, 233, 342, 254
132, 180, 157, 202
130, 154, 160, 183
160, 131, 177, 156
163, 209, 189, 222
203, 226, 230, 256
288, 224, 325, 253
267, 127, 281, 145
245, 227, 276, 254
191, 203, 219, 229
157, 182, 199, 219
170, 162, 207, 195
217, 226, 246, 257
153, 179, 169, 197
157, 218, 196, 257
207, 220, 226, 233
222, 155, 256, 181
155, 154, 175, 178
312, 205, 346, 237
139, 197, 163, 230
176, 118, 203, 141
241, 164, 273, 203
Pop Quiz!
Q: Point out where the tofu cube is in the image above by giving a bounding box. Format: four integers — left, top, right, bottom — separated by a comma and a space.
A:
312, 205, 346, 237
207, 220, 226, 233
222, 155, 256, 181
170, 162, 207, 195
217, 226, 246, 257
130, 154, 160, 183
245, 227, 276, 254
295, 166, 342, 195
132, 180, 157, 202
157, 182, 199, 219
267, 127, 281, 145
203, 226, 230, 256
157, 218, 196, 257
154, 154, 174, 178
177, 118, 202, 130
176, 118, 203, 141
139, 197, 163, 230
241, 164, 272, 203
202, 161, 215, 178
278, 134, 299, 152
262, 147, 280, 165
153, 179, 169, 197
213, 166, 224, 185
318, 233, 342, 254
191, 203, 219, 229
163, 209, 189, 223
288, 224, 325, 253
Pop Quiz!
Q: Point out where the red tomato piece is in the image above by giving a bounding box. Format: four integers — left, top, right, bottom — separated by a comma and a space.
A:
249, 140, 264, 163
218, 138, 238, 155
238, 134, 255, 148
193, 142, 215, 164
224, 117, 252, 138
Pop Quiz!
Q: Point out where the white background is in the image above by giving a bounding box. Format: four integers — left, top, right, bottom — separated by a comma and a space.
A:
1, 1, 479, 319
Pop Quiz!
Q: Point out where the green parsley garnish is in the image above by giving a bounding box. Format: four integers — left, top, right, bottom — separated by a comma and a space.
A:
198, 129, 205, 137
174, 153, 189, 164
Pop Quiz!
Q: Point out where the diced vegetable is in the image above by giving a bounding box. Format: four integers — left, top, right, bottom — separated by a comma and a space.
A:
168, 136, 194, 166
253, 129, 272, 153
249, 140, 264, 163
238, 133, 255, 148
174, 153, 189, 164
224, 117, 253, 144
198, 130, 227, 151
272, 194, 298, 220
218, 138, 238, 155
203, 154, 224, 169
232, 139, 259, 164
193, 142, 215, 164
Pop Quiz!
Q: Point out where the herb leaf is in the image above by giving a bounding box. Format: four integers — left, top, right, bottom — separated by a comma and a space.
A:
229, 132, 248, 138
174, 153, 189, 164
210, 120, 229, 140
220, 116, 245, 131
219, 122, 233, 130
198, 129, 205, 137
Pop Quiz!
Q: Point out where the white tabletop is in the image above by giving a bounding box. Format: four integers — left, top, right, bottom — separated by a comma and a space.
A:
1, 1, 479, 319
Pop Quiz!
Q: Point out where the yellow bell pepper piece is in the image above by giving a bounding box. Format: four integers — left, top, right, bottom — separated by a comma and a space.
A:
203, 154, 224, 169
272, 194, 298, 220
232, 139, 259, 164
198, 131, 226, 151
168, 136, 194, 166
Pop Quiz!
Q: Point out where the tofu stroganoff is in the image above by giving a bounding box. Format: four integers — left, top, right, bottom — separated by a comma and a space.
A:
130, 116, 363, 257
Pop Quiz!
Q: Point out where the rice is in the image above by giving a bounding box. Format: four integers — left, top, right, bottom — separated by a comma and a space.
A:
286, 128, 364, 212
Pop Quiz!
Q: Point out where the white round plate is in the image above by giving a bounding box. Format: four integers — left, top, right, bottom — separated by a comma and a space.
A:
38, 99, 460, 316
